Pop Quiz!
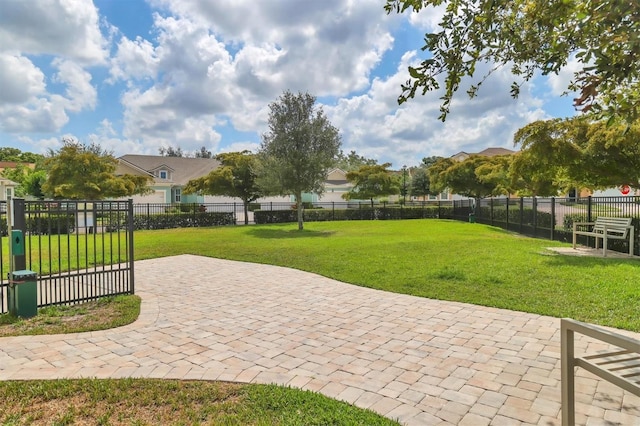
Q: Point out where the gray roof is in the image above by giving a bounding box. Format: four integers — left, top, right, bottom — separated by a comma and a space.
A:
119, 155, 220, 186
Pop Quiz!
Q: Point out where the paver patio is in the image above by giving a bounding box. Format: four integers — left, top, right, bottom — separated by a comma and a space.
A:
1, 254, 638, 425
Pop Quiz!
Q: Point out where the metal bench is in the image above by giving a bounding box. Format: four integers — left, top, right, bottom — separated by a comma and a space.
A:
572, 216, 634, 257
561, 318, 640, 425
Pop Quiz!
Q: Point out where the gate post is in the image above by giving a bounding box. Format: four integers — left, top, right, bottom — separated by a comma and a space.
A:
12, 198, 26, 271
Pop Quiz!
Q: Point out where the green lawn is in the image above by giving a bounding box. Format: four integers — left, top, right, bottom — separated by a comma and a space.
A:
0, 379, 398, 425
132, 219, 640, 332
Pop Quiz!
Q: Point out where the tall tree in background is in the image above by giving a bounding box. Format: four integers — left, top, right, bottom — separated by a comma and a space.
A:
43, 139, 151, 200
334, 150, 378, 171
385, 0, 640, 123
429, 156, 507, 199
510, 117, 640, 195
343, 163, 400, 207
259, 91, 341, 230
195, 146, 212, 158
158, 146, 184, 157
184, 151, 262, 225
410, 167, 432, 201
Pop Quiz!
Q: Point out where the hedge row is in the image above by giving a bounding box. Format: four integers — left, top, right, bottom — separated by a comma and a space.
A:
477, 207, 554, 228
254, 206, 452, 224
0, 214, 76, 236
108, 212, 235, 231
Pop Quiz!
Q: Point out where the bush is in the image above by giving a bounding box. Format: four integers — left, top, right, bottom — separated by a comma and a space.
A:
130, 212, 235, 230
253, 206, 452, 224
27, 214, 75, 235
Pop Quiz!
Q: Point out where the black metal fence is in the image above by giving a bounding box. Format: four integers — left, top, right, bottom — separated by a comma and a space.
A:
466, 196, 640, 255
0, 199, 134, 314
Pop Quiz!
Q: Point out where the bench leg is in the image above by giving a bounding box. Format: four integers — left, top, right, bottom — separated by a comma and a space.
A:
603, 235, 607, 257
630, 228, 634, 257
561, 321, 575, 426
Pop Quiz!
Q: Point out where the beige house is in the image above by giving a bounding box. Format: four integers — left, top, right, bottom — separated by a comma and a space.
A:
116, 155, 220, 204
0, 178, 18, 201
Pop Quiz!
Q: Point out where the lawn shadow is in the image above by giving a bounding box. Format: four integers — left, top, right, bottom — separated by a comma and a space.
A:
247, 228, 335, 239
539, 248, 640, 268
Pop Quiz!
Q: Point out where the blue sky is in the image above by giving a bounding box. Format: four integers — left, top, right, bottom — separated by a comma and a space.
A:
0, 0, 577, 167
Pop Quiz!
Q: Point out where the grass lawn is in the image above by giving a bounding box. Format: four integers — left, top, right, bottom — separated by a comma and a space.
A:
132, 219, 640, 332
0, 379, 398, 425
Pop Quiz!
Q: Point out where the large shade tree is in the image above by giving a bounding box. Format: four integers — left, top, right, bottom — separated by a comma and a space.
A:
429, 156, 509, 199
385, 0, 640, 123
510, 117, 640, 194
184, 151, 262, 225
343, 163, 401, 207
259, 91, 341, 230
43, 140, 151, 200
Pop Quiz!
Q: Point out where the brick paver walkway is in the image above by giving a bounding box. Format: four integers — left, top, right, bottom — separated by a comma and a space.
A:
1, 255, 639, 425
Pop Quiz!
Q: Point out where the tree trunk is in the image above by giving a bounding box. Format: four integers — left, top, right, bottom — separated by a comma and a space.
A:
296, 191, 303, 230
243, 199, 249, 225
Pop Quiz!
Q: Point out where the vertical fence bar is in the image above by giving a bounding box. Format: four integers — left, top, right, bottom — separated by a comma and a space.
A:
128, 199, 135, 295
551, 197, 556, 241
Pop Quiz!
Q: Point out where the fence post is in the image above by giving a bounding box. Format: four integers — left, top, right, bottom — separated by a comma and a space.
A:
551, 197, 556, 241
505, 197, 510, 230
128, 199, 135, 295
12, 198, 26, 271
490, 198, 494, 225
519, 197, 524, 233
587, 196, 593, 223
332, 202, 335, 221
147, 203, 151, 230
533, 197, 538, 236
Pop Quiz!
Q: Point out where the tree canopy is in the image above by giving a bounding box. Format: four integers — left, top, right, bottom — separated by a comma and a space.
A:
259, 91, 341, 230
184, 151, 262, 225
385, 0, 640, 123
510, 117, 640, 195
43, 140, 152, 200
343, 163, 400, 205
429, 155, 510, 199
333, 150, 378, 171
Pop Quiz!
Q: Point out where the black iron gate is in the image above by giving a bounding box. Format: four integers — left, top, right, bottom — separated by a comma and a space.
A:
0, 199, 135, 314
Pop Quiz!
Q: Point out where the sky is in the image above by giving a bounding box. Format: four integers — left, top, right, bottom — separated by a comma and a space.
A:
0, 0, 579, 168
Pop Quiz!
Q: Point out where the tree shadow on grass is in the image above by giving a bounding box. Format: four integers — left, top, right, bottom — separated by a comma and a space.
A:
247, 228, 335, 239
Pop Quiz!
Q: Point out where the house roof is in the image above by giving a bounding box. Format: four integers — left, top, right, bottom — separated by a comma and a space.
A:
451, 147, 516, 159
476, 147, 516, 157
118, 155, 220, 186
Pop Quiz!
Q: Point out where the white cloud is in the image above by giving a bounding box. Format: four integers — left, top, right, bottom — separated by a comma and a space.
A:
109, 36, 160, 82
0, 54, 46, 104
325, 51, 548, 167
0, 0, 108, 64
52, 59, 97, 112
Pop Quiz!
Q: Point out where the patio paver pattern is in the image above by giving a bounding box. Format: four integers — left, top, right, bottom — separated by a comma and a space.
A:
1, 254, 639, 425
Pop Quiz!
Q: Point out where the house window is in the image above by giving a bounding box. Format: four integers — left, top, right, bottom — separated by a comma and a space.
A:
440, 191, 449, 200
6, 187, 12, 200
159, 170, 168, 179
174, 188, 181, 203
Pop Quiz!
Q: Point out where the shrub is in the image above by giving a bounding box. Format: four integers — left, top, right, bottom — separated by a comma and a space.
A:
253, 206, 451, 224
27, 214, 75, 235
131, 212, 235, 230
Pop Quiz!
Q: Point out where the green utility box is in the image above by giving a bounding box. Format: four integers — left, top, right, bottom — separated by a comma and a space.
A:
469, 213, 476, 223
8, 270, 37, 318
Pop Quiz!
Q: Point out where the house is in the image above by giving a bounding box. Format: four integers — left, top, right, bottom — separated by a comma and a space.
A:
0, 178, 18, 201
116, 155, 220, 204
